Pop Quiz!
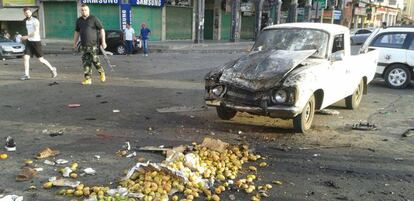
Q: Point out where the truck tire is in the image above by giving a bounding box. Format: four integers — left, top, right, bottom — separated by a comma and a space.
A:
216, 105, 237, 120
384, 64, 411, 89
293, 95, 315, 133
345, 79, 364, 109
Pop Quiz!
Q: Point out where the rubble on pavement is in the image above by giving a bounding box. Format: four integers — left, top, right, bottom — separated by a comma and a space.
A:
37, 137, 272, 201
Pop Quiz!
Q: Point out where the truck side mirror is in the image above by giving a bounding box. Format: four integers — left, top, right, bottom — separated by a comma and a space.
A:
330, 51, 345, 62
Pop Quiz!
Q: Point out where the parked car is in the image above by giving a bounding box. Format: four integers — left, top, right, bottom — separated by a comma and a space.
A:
350, 28, 374, 45
360, 26, 414, 88
0, 36, 25, 59
77, 29, 142, 55
205, 23, 378, 133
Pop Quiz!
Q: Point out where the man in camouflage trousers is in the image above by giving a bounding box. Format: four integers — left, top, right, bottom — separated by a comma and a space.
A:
73, 4, 107, 85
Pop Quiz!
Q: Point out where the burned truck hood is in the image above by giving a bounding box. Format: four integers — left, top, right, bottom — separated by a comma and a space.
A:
219, 49, 316, 91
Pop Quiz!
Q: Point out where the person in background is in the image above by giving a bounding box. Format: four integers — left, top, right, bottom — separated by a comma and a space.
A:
20, 7, 57, 80
123, 23, 135, 56
139, 23, 151, 56
15, 32, 22, 43
3, 30, 10, 39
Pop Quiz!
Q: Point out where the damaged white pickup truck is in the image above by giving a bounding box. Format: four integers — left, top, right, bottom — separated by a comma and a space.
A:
204, 23, 378, 133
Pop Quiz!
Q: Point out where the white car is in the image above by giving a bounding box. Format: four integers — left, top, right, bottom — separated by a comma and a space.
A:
350, 28, 374, 45
0, 36, 25, 59
361, 26, 414, 88
205, 23, 378, 133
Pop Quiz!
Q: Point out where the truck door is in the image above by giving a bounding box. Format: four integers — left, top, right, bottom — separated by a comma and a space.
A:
329, 34, 350, 100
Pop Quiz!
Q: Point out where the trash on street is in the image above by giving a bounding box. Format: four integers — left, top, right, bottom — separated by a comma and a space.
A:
68, 104, 81, 108
5, 136, 16, 152
16, 167, 37, 181
352, 122, 377, 131
401, 128, 414, 137
316, 109, 340, 115
35, 147, 60, 159
55, 159, 69, 164
156, 105, 207, 113
0, 153, 8, 160
0, 195, 23, 201
44, 159, 56, 166
83, 168, 96, 175
49, 177, 80, 188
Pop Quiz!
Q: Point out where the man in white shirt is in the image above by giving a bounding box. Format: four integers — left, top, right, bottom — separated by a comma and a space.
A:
123, 23, 135, 55
20, 7, 57, 80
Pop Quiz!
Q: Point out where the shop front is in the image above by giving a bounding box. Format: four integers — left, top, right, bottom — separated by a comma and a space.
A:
0, 0, 37, 39
165, 0, 193, 40
42, 0, 77, 39
83, 0, 120, 30
131, 0, 163, 41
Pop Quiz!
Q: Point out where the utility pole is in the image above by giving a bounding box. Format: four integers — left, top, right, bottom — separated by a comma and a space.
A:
287, 0, 298, 23
275, 0, 282, 24
338, 0, 346, 25
254, 0, 264, 40
195, 0, 205, 43
304, 0, 312, 22
329, 0, 334, 24
230, 0, 241, 42
351, 0, 357, 29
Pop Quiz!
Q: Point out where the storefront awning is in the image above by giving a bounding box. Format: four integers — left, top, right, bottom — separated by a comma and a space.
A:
0, 8, 37, 21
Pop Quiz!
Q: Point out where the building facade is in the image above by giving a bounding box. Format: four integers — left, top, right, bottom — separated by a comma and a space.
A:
0, 0, 38, 39
1, 0, 255, 41
402, 0, 414, 23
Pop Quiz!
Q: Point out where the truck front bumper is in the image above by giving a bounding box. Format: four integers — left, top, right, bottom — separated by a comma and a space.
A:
206, 100, 301, 119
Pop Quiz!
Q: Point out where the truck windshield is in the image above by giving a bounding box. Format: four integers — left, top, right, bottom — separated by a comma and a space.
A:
253, 28, 329, 58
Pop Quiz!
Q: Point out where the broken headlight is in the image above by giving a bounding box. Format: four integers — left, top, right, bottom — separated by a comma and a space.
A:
211, 85, 226, 97
272, 89, 287, 103
271, 88, 296, 105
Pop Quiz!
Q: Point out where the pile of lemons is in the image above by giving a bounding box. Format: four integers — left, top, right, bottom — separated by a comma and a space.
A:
45, 143, 272, 201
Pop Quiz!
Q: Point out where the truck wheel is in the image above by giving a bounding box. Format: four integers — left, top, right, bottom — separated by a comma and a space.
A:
216, 105, 237, 120
384, 64, 411, 89
345, 79, 364, 109
293, 95, 315, 133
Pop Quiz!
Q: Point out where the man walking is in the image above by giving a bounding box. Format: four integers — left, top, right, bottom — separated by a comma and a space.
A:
123, 23, 135, 55
20, 7, 57, 80
139, 23, 151, 56
73, 4, 107, 85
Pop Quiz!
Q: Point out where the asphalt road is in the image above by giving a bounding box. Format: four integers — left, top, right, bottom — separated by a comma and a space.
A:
0, 52, 413, 201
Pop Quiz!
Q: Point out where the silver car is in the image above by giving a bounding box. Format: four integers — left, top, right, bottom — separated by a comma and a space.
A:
0, 36, 25, 59
350, 28, 373, 45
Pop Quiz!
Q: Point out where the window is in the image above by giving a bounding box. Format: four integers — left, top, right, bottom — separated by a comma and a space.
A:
107, 31, 120, 38
356, 29, 372, 35
408, 37, 414, 50
332, 34, 344, 53
372, 33, 408, 49
166, 0, 192, 7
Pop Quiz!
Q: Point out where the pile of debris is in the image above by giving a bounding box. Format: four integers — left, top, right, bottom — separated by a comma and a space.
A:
24, 138, 272, 201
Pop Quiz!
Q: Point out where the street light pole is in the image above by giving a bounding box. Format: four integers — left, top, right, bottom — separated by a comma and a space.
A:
304, 0, 312, 22
339, 0, 346, 25
230, 0, 241, 42
288, 0, 298, 23
254, 0, 264, 40
195, 0, 205, 43
275, 0, 282, 24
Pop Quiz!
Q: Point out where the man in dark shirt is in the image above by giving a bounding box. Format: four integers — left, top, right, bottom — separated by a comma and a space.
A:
73, 4, 107, 85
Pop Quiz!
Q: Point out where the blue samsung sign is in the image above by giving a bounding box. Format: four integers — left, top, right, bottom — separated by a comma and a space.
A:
80, 0, 119, 4
130, 0, 165, 7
